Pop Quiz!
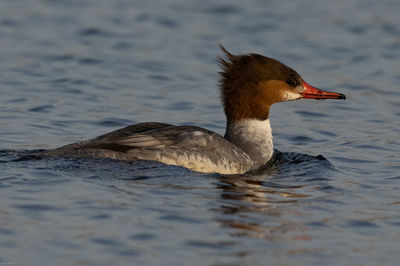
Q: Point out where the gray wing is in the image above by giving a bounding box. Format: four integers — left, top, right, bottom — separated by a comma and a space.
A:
41, 123, 252, 173
94, 122, 173, 141
76, 124, 225, 152
45, 123, 229, 152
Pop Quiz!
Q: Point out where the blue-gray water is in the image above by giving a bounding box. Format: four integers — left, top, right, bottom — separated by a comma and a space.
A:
1, 0, 399, 265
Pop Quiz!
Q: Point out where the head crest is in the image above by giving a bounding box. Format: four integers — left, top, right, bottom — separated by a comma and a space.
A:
218, 44, 236, 62
217, 45, 239, 69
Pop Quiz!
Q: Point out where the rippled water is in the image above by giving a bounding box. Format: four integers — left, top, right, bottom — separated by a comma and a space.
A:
1, 0, 399, 265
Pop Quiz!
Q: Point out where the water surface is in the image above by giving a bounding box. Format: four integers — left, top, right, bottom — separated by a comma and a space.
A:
1, 0, 399, 265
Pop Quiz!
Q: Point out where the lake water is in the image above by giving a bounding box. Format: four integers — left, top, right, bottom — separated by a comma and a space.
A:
1, 0, 399, 265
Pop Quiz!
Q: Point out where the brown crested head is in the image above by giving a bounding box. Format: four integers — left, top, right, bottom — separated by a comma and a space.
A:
218, 45, 305, 121
218, 46, 346, 121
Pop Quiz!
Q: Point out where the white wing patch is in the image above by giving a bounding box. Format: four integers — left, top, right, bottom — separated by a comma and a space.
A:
191, 131, 204, 137
177, 131, 211, 147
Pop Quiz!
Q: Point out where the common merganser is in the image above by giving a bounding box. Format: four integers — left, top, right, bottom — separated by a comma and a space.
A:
39, 46, 346, 174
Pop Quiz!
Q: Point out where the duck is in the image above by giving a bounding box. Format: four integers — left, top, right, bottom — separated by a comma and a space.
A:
38, 46, 346, 174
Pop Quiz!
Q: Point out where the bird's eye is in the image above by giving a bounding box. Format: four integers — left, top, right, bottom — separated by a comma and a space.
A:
286, 78, 298, 87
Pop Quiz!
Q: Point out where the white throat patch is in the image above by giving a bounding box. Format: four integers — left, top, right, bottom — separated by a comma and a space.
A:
225, 119, 274, 167
283, 91, 302, 101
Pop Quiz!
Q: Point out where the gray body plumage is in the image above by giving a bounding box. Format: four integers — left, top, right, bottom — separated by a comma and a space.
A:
38, 122, 272, 174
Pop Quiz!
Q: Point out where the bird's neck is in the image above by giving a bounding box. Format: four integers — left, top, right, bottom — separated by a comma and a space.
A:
224, 118, 274, 167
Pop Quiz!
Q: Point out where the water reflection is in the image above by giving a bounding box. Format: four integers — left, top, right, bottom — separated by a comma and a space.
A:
0, 149, 326, 243
215, 162, 311, 240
